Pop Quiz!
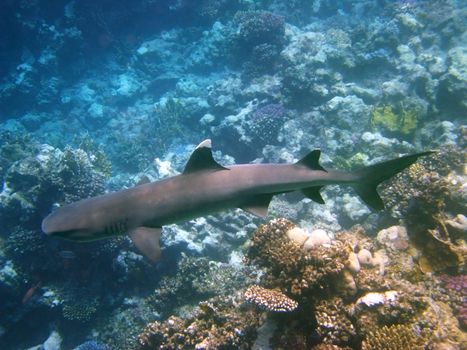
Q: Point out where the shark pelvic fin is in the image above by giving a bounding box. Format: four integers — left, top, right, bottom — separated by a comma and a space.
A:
183, 139, 228, 174
129, 227, 161, 263
240, 194, 273, 218
136, 175, 151, 186
302, 186, 325, 204
296, 150, 327, 172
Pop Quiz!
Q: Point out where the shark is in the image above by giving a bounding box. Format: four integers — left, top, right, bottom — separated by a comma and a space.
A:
42, 140, 432, 262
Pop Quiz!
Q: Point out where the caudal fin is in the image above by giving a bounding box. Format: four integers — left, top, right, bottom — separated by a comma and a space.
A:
352, 151, 434, 211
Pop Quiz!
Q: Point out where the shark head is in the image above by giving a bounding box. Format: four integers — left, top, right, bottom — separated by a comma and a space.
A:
42, 206, 94, 241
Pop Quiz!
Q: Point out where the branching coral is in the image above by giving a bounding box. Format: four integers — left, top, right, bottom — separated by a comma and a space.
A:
315, 298, 356, 347
245, 218, 350, 295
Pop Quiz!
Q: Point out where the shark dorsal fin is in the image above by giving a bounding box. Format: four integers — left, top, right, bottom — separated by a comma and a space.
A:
183, 139, 228, 174
296, 150, 327, 172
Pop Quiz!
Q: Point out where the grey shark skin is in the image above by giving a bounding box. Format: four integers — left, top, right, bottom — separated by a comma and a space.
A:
42, 140, 432, 262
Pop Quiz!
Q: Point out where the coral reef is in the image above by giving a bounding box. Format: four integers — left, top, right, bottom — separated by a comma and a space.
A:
245, 103, 289, 146
0, 0, 466, 348
369, 104, 418, 138
315, 298, 356, 347
0, 144, 108, 230
241, 218, 466, 348
149, 254, 250, 316
245, 218, 350, 296
138, 294, 261, 350
361, 324, 428, 350
438, 274, 467, 329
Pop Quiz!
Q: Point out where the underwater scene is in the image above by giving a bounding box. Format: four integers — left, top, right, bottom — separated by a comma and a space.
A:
0, 0, 465, 349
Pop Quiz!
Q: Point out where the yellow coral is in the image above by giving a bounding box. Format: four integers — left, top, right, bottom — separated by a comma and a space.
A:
370, 104, 418, 136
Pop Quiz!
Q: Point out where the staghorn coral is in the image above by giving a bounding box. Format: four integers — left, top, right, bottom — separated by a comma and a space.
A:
138, 294, 261, 350
361, 324, 429, 350
244, 285, 298, 312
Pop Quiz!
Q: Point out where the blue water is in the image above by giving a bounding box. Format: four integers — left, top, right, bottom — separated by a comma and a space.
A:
0, 1, 465, 349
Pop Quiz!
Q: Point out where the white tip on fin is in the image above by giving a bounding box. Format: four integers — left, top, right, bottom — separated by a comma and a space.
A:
196, 139, 212, 149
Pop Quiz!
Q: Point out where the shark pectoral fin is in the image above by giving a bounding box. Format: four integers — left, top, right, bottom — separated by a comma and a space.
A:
296, 149, 327, 171
183, 139, 229, 174
129, 227, 162, 263
302, 186, 325, 204
240, 194, 273, 218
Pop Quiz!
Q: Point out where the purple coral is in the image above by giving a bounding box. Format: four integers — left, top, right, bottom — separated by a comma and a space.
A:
439, 274, 467, 329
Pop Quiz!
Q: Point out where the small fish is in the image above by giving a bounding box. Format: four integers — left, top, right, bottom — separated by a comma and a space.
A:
22, 281, 41, 304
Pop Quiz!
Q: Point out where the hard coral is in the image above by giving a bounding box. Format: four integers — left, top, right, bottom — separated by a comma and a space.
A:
439, 274, 467, 329
381, 146, 462, 221
233, 10, 285, 48
244, 285, 298, 312
246, 218, 349, 295
138, 295, 261, 350
361, 324, 429, 350
369, 104, 418, 137
246, 103, 288, 146
315, 298, 356, 347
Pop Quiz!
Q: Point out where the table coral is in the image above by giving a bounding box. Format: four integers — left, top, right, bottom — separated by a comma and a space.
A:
244, 285, 298, 312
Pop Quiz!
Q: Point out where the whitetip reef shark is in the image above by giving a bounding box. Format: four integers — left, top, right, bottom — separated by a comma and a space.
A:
42, 140, 432, 262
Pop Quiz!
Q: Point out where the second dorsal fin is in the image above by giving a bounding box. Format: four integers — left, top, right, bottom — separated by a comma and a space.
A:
296, 150, 327, 172
183, 139, 228, 174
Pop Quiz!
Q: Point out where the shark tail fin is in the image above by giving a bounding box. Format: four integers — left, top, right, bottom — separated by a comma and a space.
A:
352, 151, 434, 211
